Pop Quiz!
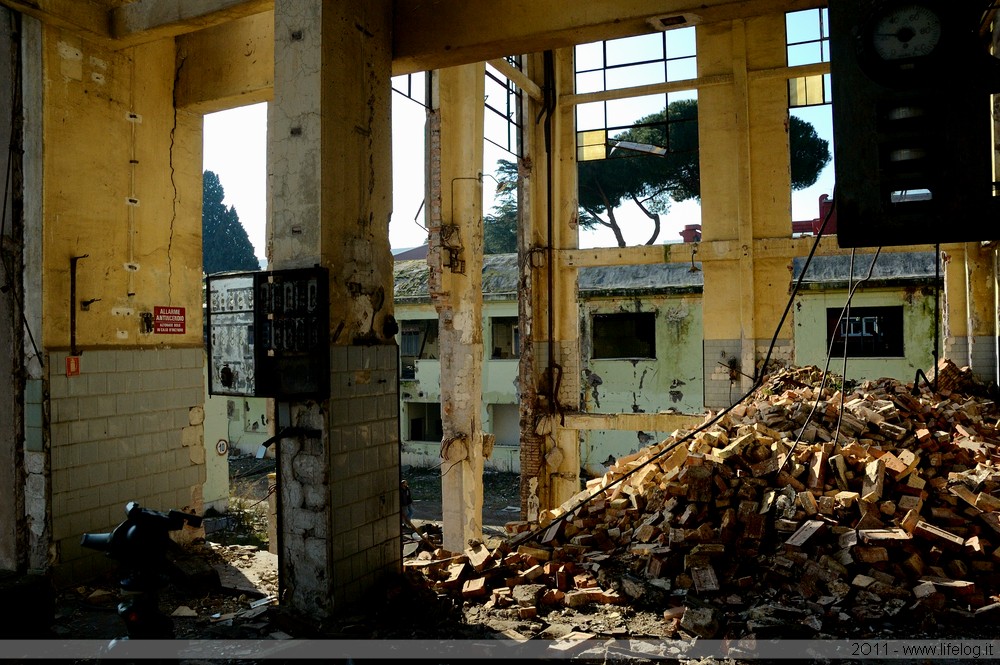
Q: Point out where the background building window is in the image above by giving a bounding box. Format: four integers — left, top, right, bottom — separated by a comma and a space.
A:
491, 317, 519, 359
827, 306, 904, 357
406, 402, 443, 442
400, 319, 439, 379
592, 312, 656, 359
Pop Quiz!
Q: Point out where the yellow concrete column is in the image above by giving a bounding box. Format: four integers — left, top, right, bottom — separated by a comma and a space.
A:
943, 242, 997, 381
427, 63, 486, 553
697, 15, 795, 405
548, 48, 582, 510
518, 51, 549, 520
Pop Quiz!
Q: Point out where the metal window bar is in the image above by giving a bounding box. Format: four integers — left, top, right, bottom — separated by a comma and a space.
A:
391, 72, 430, 109
484, 57, 523, 158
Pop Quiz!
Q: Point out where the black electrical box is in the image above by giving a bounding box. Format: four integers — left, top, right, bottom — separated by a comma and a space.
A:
207, 267, 330, 400
829, 1, 1000, 248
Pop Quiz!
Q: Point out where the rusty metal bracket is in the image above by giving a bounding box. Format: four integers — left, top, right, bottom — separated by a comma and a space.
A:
70, 254, 89, 356
440, 224, 465, 274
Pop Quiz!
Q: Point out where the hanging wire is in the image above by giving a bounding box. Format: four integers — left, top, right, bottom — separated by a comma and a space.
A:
776, 246, 883, 476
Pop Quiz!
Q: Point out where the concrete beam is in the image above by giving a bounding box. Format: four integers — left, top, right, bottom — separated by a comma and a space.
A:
175, 11, 274, 113
563, 412, 703, 432
110, 0, 272, 46
0, 0, 109, 42
392, 0, 826, 75
0, 0, 271, 48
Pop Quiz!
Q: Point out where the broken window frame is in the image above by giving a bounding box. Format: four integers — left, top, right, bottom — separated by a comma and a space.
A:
485, 57, 524, 158
826, 306, 905, 358
591, 311, 657, 360
574, 28, 697, 96
574, 28, 699, 163
399, 318, 439, 380
785, 7, 831, 129
391, 72, 430, 109
490, 316, 520, 359
405, 401, 444, 442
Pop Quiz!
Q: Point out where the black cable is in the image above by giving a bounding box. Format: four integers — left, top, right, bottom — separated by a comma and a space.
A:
831, 250, 858, 449
777, 246, 882, 475
0, 17, 42, 368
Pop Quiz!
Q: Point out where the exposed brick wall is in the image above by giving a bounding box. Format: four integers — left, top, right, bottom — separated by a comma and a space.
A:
703, 339, 741, 408
47, 348, 206, 586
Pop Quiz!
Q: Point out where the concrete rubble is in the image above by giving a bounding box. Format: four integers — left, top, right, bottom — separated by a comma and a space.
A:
404, 359, 1000, 641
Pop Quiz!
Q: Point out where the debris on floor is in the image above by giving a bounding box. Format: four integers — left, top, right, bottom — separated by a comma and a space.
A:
403, 360, 1000, 642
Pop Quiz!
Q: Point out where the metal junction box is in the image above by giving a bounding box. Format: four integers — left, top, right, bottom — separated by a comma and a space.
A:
206, 267, 330, 399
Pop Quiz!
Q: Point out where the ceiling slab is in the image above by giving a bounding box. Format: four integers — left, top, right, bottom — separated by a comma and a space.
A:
391, 0, 826, 74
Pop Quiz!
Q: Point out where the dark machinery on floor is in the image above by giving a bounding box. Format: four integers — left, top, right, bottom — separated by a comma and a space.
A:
81, 501, 202, 640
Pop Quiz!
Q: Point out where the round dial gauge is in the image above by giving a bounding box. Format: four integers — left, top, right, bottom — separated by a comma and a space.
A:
870, 4, 943, 61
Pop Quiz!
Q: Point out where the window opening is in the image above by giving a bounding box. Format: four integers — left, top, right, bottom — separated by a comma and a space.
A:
399, 319, 439, 379
787, 8, 835, 231
786, 8, 830, 68
575, 28, 698, 162
491, 317, 520, 359
573, 29, 701, 248
391, 72, 429, 108
406, 402, 443, 442
592, 312, 656, 360
826, 306, 904, 357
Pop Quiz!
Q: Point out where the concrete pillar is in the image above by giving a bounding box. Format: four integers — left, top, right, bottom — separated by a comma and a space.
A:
0, 6, 21, 572
943, 243, 997, 383
518, 49, 581, 516
268, 0, 399, 618
427, 63, 486, 553
698, 16, 794, 406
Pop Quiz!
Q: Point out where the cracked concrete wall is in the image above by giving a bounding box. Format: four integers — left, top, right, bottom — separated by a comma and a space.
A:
27, 20, 206, 585
41, 31, 203, 349
578, 295, 704, 469
794, 288, 938, 383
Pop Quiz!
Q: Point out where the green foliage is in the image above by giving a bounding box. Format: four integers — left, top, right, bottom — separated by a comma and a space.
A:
577, 99, 831, 246
202, 170, 260, 274
788, 115, 831, 190
210, 495, 269, 547
483, 159, 518, 254
579, 98, 700, 217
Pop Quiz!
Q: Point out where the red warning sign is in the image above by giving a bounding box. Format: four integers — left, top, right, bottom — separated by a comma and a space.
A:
66, 356, 80, 377
153, 306, 186, 334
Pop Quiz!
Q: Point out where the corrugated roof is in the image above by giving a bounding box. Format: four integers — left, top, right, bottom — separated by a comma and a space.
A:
792, 251, 939, 284
393, 253, 703, 302
394, 250, 938, 302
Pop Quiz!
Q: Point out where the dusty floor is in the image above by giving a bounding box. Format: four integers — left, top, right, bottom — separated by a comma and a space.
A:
40, 458, 519, 645
35, 455, 1000, 664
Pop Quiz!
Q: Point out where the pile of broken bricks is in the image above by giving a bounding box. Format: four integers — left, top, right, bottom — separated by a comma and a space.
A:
404, 360, 1000, 639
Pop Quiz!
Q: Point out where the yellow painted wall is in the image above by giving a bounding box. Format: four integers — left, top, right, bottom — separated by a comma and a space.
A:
697, 21, 738, 243
42, 30, 203, 350
175, 11, 274, 114
696, 12, 799, 345
753, 257, 795, 340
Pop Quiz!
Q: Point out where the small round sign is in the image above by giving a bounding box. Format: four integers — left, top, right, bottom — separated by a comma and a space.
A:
216, 439, 229, 456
